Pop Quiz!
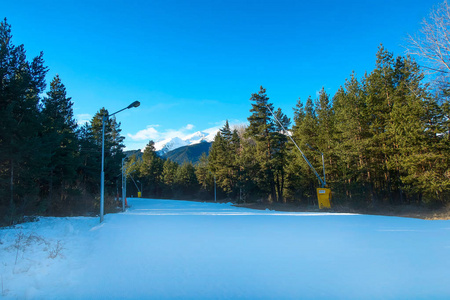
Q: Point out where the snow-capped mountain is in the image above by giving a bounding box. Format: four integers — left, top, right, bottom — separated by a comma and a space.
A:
155, 130, 217, 155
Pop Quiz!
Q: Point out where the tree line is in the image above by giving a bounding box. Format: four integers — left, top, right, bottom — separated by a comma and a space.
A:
127, 46, 449, 207
0, 20, 126, 225
204, 47, 449, 206
123, 2, 450, 205
2, 13, 449, 226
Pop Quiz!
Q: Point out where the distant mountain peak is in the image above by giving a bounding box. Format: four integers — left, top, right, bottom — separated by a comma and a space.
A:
155, 130, 217, 156
162, 141, 212, 164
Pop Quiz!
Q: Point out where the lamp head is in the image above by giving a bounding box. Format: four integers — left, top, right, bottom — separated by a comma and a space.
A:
127, 101, 140, 109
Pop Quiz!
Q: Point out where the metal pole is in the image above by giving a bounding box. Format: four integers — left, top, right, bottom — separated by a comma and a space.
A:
129, 174, 140, 192
266, 105, 325, 188
214, 174, 217, 202
122, 158, 126, 212
322, 153, 326, 187
306, 143, 327, 187
99, 101, 140, 222
137, 180, 143, 197
124, 170, 127, 208
100, 115, 106, 223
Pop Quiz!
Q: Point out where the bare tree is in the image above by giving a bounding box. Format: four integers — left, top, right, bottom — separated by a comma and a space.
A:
408, 0, 450, 91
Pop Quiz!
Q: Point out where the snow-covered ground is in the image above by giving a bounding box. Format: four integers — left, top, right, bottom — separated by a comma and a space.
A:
1, 199, 450, 299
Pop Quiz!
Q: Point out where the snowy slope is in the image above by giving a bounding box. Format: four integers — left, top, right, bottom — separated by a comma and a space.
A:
155, 131, 216, 155
155, 136, 187, 155
1, 199, 450, 299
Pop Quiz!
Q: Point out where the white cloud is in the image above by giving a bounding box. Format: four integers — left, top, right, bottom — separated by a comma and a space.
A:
163, 129, 188, 140
127, 125, 160, 141
76, 113, 92, 125
203, 125, 221, 135
185, 124, 195, 130
127, 123, 198, 142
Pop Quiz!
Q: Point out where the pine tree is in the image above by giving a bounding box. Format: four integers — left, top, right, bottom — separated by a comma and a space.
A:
123, 153, 142, 197
291, 96, 321, 201
235, 129, 259, 202
220, 120, 233, 142
162, 159, 178, 197
175, 162, 198, 197
246, 86, 277, 201
140, 141, 164, 197
272, 108, 290, 202
230, 128, 242, 200
208, 131, 225, 180
332, 74, 370, 205
195, 152, 212, 190
292, 98, 305, 134
0, 19, 48, 223
78, 122, 100, 198
85, 109, 125, 208
284, 98, 306, 201
363, 46, 397, 204
40, 75, 79, 213
314, 88, 335, 179
207, 121, 241, 198
388, 55, 450, 203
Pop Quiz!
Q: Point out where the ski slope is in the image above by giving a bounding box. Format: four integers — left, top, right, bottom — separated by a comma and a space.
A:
1, 199, 450, 299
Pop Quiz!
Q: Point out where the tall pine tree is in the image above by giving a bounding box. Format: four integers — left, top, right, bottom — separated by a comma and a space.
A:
40, 75, 79, 213
246, 86, 277, 201
140, 141, 164, 197
0, 19, 48, 223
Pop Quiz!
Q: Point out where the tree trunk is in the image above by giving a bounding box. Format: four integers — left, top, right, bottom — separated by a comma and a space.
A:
49, 170, 53, 214
275, 173, 280, 202
371, 181, 378, 208
10, 159, 14, 207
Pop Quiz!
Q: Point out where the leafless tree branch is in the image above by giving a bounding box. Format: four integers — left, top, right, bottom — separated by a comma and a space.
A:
407, 0, 450, 90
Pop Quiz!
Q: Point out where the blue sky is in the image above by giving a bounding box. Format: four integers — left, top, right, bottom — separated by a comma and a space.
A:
3, 0, 441, 150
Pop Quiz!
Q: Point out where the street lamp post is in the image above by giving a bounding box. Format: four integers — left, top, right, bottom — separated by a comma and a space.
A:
214, 174, 216, 203
122, 158, 126, 212
121, 159, 136, 212
100, 101, 140, 223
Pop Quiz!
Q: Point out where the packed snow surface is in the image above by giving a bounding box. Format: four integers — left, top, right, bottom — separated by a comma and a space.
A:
1, 199, 450, 299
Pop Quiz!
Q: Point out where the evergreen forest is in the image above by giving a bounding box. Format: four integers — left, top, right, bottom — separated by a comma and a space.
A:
1, 18, 449, 226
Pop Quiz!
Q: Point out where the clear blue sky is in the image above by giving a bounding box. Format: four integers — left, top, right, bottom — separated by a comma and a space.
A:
3, 0, 441, 150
